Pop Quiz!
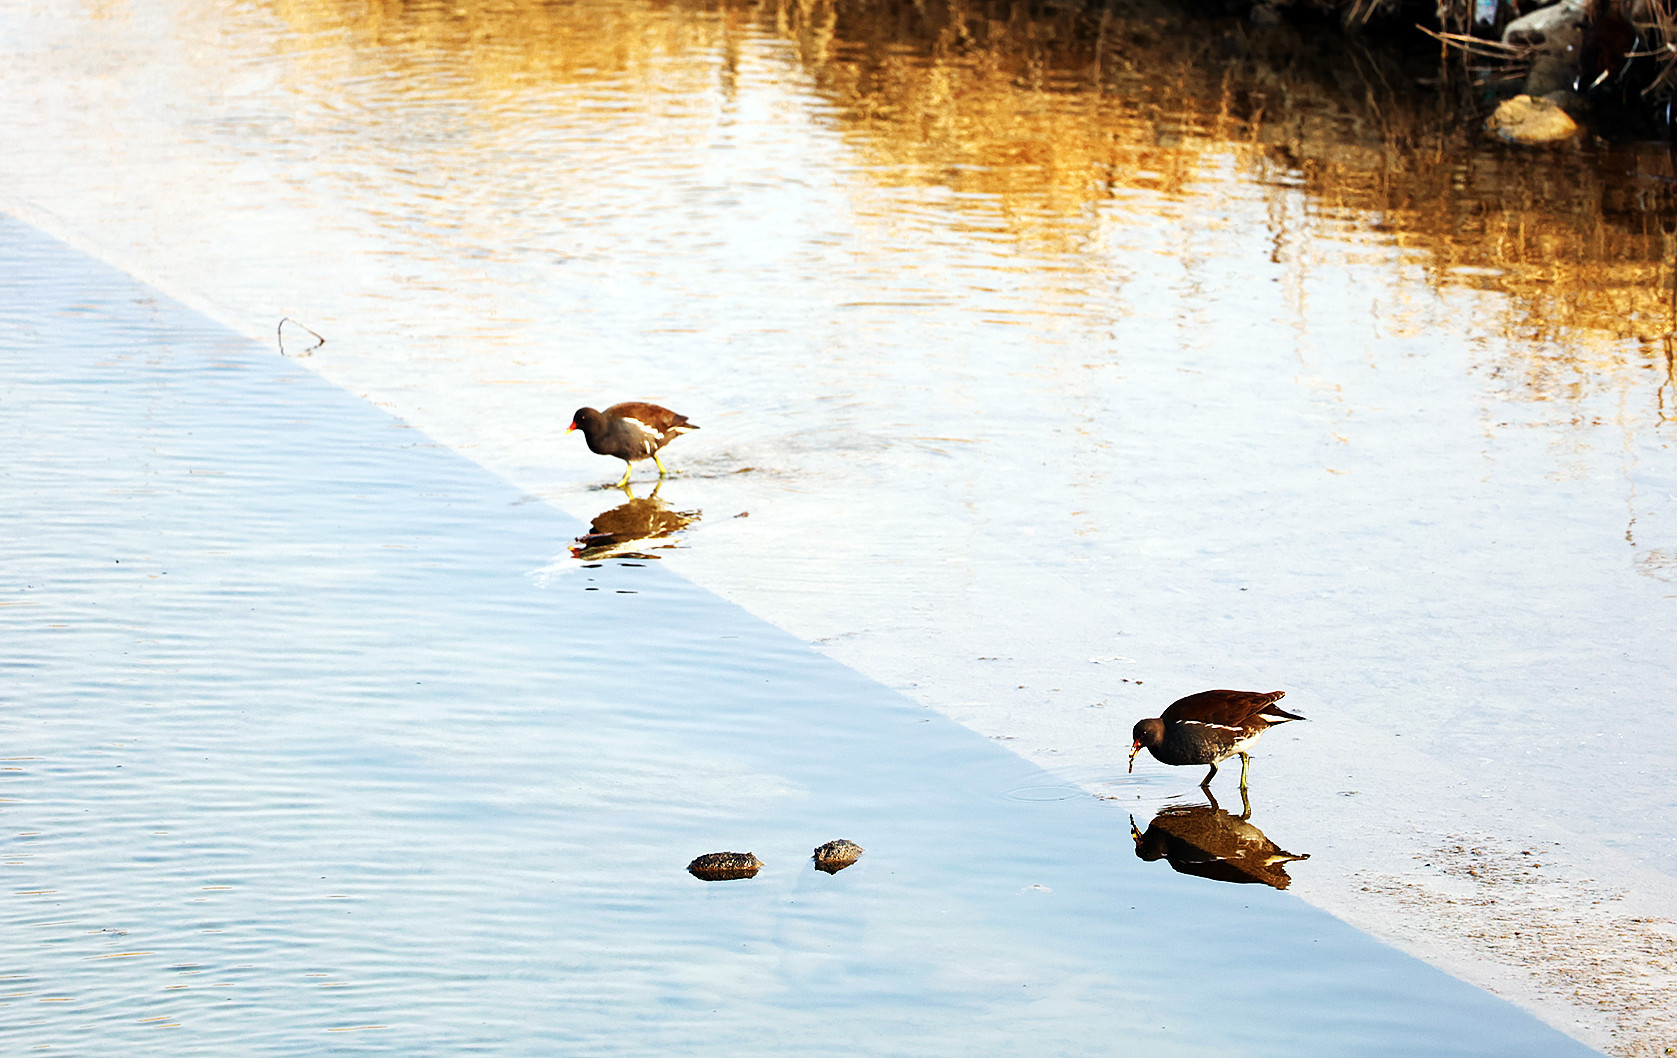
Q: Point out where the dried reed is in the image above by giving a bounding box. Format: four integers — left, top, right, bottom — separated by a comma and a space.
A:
1628, 0, 1677, 97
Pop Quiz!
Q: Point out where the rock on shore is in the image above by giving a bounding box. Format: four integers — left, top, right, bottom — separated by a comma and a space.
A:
1485, 93, 1581, 144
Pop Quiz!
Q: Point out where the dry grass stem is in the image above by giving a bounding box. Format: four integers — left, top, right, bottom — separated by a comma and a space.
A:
277, 317, 325, 357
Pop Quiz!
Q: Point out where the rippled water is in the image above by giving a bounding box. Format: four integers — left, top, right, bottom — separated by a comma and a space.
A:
1, 0, 1675, 1050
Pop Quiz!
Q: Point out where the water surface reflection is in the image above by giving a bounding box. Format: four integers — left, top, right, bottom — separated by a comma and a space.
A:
253, 0, 1677, 430
3, 0, 1676, 1047
572, 482, 701, 560
1132, 790, 1310, 890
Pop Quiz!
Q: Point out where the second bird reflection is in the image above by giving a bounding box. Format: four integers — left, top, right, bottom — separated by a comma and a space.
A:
571, 481, 700, 561
1131, 789, 1309, 891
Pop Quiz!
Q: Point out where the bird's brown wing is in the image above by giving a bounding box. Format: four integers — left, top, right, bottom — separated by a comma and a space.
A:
604, 402, 693, 433
1160, 689, 1292, 727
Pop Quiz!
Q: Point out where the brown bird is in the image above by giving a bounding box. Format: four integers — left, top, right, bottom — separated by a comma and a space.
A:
1129, 689, 1304, 789
567, 402, 699, 487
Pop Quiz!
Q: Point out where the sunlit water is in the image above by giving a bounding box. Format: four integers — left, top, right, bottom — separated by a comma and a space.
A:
2, 217, 1599, 1053
1, 0, 1675, 1050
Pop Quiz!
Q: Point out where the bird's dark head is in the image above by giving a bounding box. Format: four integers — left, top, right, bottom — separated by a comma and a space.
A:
1128, 717, 1165, 772
567, 407, 601, 435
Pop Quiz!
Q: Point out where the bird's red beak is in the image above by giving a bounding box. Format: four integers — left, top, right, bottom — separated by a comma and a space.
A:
1128, 741, 1142, 773
565, 421, 578, 433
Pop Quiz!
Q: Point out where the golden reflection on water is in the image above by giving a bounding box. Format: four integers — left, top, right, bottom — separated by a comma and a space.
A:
260, 0, 1677, 387
1132, 790, 1310, 890
572, 481, 700, 560
269, 0, 726, 88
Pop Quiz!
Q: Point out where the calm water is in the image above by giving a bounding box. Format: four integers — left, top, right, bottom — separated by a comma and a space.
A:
1, 0, 1674, 1050
0, 216, 1600, 1053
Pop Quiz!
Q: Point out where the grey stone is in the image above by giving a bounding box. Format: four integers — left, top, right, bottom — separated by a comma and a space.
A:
1502, 0, 1587, 52
1504, 0, 1588, 96
1525, 51, 1579, 96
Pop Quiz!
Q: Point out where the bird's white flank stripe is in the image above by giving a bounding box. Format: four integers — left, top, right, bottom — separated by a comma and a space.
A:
1178, 719, 1246, 732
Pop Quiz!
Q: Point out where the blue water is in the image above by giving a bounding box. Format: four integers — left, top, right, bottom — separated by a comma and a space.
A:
0, 215, 1599, 1053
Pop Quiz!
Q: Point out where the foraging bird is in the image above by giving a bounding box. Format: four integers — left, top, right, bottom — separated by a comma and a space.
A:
1129, 689, 1304, 789
567, 402, 698, 487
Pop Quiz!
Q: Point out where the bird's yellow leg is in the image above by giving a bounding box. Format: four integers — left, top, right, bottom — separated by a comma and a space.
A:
615, 462, 633, 488
1238, 752, 1252, 789
1200, 762, 1218, 788
653, 452, 668, 477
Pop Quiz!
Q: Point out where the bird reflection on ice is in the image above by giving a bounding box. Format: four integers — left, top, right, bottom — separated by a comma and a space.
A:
1131, 790, 1310, 890
570, 481, 701, 561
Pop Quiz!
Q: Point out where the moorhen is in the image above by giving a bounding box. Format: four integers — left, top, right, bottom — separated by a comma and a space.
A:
567, 402, 699, 486
1129, 689, 1304, 789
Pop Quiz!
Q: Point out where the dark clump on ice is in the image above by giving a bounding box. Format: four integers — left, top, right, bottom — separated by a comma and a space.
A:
687, 851, 764, 881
